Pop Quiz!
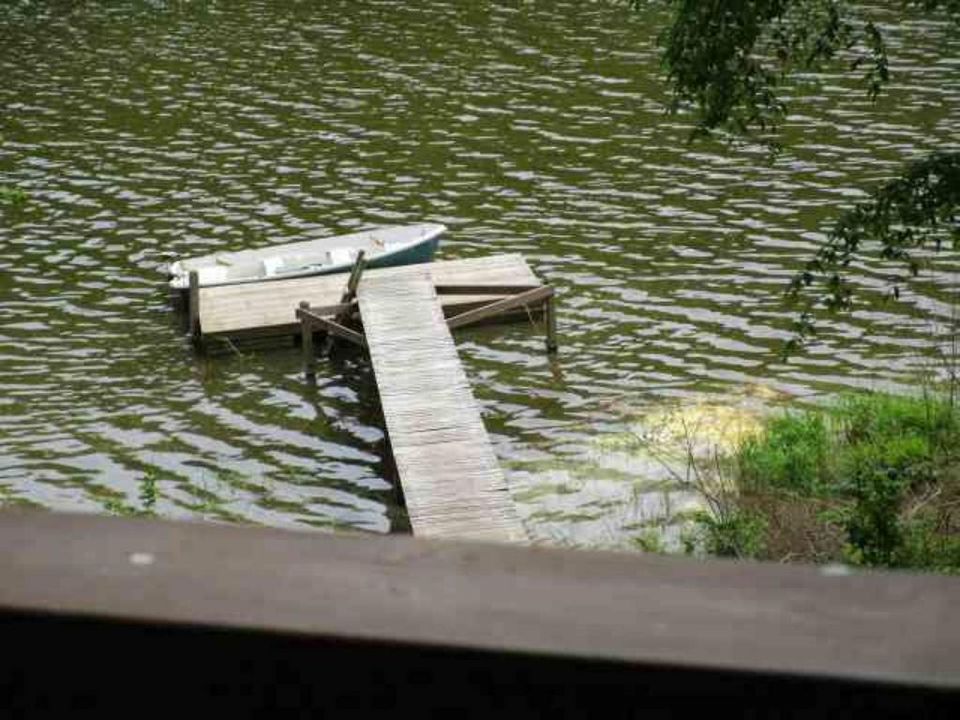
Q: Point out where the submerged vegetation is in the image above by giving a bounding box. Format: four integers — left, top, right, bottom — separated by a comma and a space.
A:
694, 392, 960, 572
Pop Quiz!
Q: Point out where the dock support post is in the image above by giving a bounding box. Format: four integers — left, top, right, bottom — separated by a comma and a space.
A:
344, 250, 367, 300
299, 301, 316, 379
545, 295, 558, 354
324, 250, 367, 356
188, 271, 201, 342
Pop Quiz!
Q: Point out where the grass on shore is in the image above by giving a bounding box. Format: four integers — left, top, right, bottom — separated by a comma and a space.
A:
696, 391, 960, 572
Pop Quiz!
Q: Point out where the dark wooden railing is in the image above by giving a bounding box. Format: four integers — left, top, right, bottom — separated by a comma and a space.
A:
0, 510, 957, 715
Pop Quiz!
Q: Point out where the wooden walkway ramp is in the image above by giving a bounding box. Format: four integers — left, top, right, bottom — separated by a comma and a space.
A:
357, 268, 526, 543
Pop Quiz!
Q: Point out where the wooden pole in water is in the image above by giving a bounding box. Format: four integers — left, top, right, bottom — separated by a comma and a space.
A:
299, 301, 315, 379
188, 271, 200, 342
545, 295, 558, 354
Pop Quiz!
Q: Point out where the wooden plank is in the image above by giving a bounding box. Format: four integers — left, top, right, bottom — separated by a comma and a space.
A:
188, 270, 200, 340
298, 301, 316, 378
297, 301, 355, 318
435, 284, 541, 295
344, 250, 367, 299
301, 312, 366, 348
447, 286, 553, 330
545, 295, 558, 353
198, 254, 539, 337
1, 510, 958, 693
357, 270, 525, 543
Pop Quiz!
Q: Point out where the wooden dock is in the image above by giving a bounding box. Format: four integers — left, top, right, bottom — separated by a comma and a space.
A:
196, 254, 539, 339
357, 268, 526, 542
186, 252, 556, 544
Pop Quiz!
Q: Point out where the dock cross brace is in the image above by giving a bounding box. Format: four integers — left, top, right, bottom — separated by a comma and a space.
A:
296, 267, 558, 378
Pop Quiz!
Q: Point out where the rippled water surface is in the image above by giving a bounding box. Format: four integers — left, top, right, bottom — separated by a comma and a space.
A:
2, 1, 958, 546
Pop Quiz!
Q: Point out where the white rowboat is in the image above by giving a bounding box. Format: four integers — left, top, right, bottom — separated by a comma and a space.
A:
168, 223, 445, 289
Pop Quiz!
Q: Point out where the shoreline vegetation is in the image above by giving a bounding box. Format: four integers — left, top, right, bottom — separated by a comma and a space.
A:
686, 390, 960, 573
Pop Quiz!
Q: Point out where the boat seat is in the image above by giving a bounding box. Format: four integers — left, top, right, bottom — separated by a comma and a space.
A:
223, 261, 263, 281
328, 247, 355, 266
262, 257, 284, 278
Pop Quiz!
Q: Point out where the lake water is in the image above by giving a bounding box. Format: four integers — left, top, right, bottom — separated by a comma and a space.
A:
1, 0, 958, 548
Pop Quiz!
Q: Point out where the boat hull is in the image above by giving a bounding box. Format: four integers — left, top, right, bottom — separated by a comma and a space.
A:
168, 223, 445, 289
312, 234, 440, 276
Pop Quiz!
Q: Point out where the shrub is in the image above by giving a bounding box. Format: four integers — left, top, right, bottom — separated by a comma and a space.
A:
698, 391, 960, 572
737, 412, 831, 495
895, 517, 960, 573
697, 509, 768, 559
835, 393, 957, 452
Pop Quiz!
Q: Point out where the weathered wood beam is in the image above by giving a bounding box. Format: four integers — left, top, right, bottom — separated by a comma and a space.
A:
303, 312, 366, 348
447, 285, 554, 331
435, 284, 542, 296
188, 270, 200, 341
340, 250, 367, 306
545, 294, 558, 353
298, 301, 316, 378
320, 251, 368, 356
295, 301, 356, 320
0, 509, 957, 705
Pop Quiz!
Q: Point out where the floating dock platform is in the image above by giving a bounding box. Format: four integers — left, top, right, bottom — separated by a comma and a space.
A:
192, 254, 541, 339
